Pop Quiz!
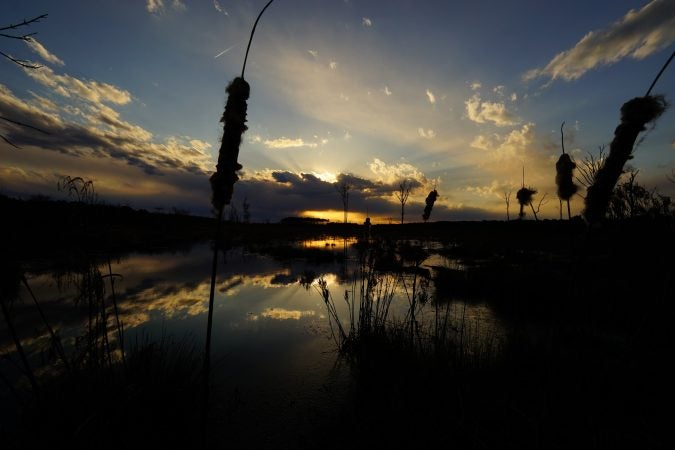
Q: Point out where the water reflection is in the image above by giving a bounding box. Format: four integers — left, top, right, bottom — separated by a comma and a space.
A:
1, 241, 505, 398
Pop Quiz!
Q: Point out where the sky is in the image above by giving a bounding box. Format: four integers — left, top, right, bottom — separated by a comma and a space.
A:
1, 0, 674, 223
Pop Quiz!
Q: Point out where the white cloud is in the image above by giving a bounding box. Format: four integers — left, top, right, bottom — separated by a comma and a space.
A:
465, 94, 519, 127
417, 128, 436, 140
470, 81, 482, 91
493, 85, 505, 96
510, 93, 518, 102
146, 0, 186, 14
147, 0, 164, 13
470, 123, 536, 162
524, 0, 675, 82
24, 65, 132, 105
425, 89, 436, 104
25, 38, 64, 66
263, 137, 318, 149
259, 308, 315, 320
362, 17, 373, 27
329, 61, 338, 70
307, 49, 318, 58
213, 0, 227, 14
383, 85, 392, 96
368, 158, 426, 185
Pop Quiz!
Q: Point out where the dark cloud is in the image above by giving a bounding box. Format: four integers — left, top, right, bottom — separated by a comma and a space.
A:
0, 84, 212, 176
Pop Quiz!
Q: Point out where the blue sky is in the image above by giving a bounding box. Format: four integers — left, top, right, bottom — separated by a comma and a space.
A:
1, 0, 674, 222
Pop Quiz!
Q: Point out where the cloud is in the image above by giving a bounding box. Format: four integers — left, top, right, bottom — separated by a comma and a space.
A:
259, 308, 315, 320
465, 94, 519, 127
368, 158, 427, 186
146, 0, 164, 13
383, 85, 392, 96
172, 0, 186, 12
0, 83, 213, 176
307, 49, 318, 58
24, 65, 131, 105
24, 38, 64, 66
263, 137, 318, 149
492, 85, 505, 96
329, 61, 338, 70
524, 0, 675, 82
470, 81, 482, 91
213, 0, 227, 14
425, 89, 436, 104
470, 123, 536, 162
362, 17, 373, 27
417, 128, 436, 140
510, 92, 517, 102
146, 0, 186, 14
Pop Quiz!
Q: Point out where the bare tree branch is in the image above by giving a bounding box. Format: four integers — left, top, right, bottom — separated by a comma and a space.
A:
0, 50, 41, 69
0, 14, 48, 32
0, 32, 37, 41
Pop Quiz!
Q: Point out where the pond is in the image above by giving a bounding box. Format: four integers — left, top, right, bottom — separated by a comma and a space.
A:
0, 238, 506, 445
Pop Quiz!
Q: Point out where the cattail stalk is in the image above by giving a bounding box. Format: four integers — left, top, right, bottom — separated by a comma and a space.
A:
556, 122, 578, 219
204, 0, 276, 420
516, 166, 537, 220
584, 51, 672, 224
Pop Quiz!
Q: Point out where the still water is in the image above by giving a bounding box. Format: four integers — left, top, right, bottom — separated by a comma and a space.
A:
1, 238, 505, 440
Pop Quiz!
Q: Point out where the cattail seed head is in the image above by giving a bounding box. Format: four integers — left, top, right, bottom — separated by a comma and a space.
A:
422, 189, 438, 222
556, 153, 578, 201
210, 77, 250, 212
584, 95, 668, 224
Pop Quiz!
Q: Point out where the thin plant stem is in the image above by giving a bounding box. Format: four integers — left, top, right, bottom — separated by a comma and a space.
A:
241, 0, 277, 79
21, 276, 70, 372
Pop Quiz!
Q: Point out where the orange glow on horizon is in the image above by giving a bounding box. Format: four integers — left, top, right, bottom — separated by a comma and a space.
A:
300, 209, 401, 225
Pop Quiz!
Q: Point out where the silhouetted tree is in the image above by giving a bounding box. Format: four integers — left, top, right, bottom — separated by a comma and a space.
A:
503, 190, 512, 221
334, 180, 351, 223
584, 51, 672, 224
607, 170, 671, 219
422, 189, 438, 222
531, 192, 548, 221
555, 122, 578, 219
395, 179, 412, 224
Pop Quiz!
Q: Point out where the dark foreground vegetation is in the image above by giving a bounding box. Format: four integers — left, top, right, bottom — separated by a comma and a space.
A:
2, 195, 674, 449
314, 218, 674, 449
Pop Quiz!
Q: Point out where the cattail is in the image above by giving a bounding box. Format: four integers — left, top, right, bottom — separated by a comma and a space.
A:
209, 77, 250, 212
556, 154, 577, 200
584, 51, 672, 224
583, 95, 667, 224
422, 189, 438, 222
516, 186, 537, 219
555, 122, 577, 220
209, 0, 276, 215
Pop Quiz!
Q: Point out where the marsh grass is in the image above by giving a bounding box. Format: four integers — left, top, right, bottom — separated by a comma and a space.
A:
2, 334, 204, 450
